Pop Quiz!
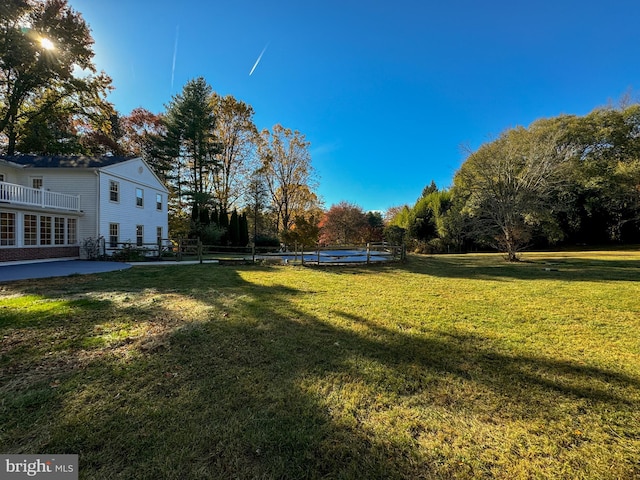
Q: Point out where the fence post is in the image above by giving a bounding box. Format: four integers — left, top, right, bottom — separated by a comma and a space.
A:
317, 246, 320, 265
197, 239, 203, 264
177, 238, 182, 262
157, 238, 162, 261
366, 243, 371, 264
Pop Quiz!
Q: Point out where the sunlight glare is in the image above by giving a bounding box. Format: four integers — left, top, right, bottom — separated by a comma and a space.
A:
40, 37, 55, 50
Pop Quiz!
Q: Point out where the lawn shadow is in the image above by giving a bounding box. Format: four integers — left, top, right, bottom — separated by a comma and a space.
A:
396, 253, 640, 283
1, 264, 639, 478
331, 309, 639, 407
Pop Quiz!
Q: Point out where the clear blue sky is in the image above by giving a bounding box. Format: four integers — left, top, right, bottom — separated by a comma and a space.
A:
68, 0, 640, 212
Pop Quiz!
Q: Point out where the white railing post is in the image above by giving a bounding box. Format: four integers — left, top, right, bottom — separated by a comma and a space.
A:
0, 181, 80, 212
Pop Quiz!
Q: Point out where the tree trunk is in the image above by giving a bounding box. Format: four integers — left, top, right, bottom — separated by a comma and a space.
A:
7, 121, 17, 155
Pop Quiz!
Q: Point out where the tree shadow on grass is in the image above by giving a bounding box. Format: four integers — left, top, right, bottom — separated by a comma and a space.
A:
331, 309, 639, 407
391, 253, 640, 283
298, 252, 640, 283
1, 265, 639, 478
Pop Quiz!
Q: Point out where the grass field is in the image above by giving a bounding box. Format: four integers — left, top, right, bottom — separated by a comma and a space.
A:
1, 251, 639, 479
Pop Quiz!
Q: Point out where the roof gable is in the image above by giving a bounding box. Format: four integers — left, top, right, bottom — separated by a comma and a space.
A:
100, 157, 169, 193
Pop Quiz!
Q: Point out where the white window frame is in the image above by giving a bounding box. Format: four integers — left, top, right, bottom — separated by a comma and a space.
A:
31, 176, 43, 189
109, 180, 119, 203
109, 223, 119, 248
54, 217, 65, 245
40, 215, 52, 245
67, 218, 77, 245
136, 188, 144, 208
24, 214, 37, 246
136, 225, 144, 247
1, 211, 16, 246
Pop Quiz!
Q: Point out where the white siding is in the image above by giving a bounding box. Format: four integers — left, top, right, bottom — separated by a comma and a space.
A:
23, 169, 98, 240
0, 167, 97, 240
98, 159, 168, 246
1, 157, 168, 251
101, 158, 168, 193
0, 165, 16, 183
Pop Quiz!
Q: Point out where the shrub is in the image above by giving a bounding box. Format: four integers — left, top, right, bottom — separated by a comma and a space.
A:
255, 235, 280, 248
81, 236, 104, 260
111, 243, 148, 262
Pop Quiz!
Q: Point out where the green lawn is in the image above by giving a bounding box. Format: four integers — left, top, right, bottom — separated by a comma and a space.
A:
1, 251, 639, 479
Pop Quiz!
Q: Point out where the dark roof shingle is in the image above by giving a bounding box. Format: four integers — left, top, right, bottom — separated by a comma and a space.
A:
0, 154, 135, 169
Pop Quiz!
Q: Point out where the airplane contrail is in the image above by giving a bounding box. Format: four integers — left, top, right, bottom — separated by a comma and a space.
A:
249, 43, 269, 76
171, 25, 179, 91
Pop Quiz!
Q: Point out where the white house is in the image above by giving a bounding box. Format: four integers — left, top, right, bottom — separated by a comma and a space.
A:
0, 154, 169, 262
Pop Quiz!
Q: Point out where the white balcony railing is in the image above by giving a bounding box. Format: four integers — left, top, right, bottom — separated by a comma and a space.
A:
0, 181, 80, 212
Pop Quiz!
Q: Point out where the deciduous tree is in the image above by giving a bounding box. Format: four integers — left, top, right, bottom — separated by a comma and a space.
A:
211, 94, 257, 212
120, 107, 164, 157
257, 124, 318, 233
319, 201, 368, 245
454, 126, 568, 261
364, 211, 384, 242
280, 215, 320, 248
0, 0, 113, 154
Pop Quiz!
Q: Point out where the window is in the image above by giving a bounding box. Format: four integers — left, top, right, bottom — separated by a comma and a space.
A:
136, 225, 144, 247
0, 173, 5, 182
1, 212, 15, 246
40, 216, 52, 245
109, 180, 119, 202
24, 214, 37, 245
67, 218, 77, 245
31, 177, 43, 189
109, 223, 119, 248
54, 217, 65, 245
136, 188, 144, 207
157, 226, 163, 244
156, 194, 162, 211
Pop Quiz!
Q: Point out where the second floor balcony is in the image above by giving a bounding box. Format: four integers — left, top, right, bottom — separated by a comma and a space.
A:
0, 181, 80, 212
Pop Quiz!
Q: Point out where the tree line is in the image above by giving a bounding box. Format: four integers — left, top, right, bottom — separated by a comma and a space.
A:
4, 1, 638, 256
387, 103, 640, 260
0, 0, 321, 246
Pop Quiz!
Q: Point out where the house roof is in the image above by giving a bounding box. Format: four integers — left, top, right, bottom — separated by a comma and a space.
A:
0, 154, 135, 169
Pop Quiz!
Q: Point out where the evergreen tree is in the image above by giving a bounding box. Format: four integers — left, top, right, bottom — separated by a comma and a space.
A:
199, 206, 210, 227
239, 212, 250, 246
229, 209, 240, 246
210, 208, 219, 227
219, 208, 229, 245
161, 77, 221, 213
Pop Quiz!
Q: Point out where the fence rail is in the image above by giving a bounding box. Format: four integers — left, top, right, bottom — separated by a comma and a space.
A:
89, 238, 405, 265
96, 238, 277, 262
265, 242, 406, 265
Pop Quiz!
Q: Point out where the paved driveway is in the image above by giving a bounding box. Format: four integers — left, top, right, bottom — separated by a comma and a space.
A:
0, 260, 131, 283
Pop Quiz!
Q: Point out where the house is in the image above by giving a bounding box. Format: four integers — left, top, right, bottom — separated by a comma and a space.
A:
0, 155, 169, 262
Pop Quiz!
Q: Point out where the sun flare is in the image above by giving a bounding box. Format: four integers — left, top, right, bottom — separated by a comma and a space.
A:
40, 37, 55, 50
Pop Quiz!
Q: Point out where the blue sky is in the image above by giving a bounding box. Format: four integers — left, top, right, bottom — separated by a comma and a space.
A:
68, 0, 640, 212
